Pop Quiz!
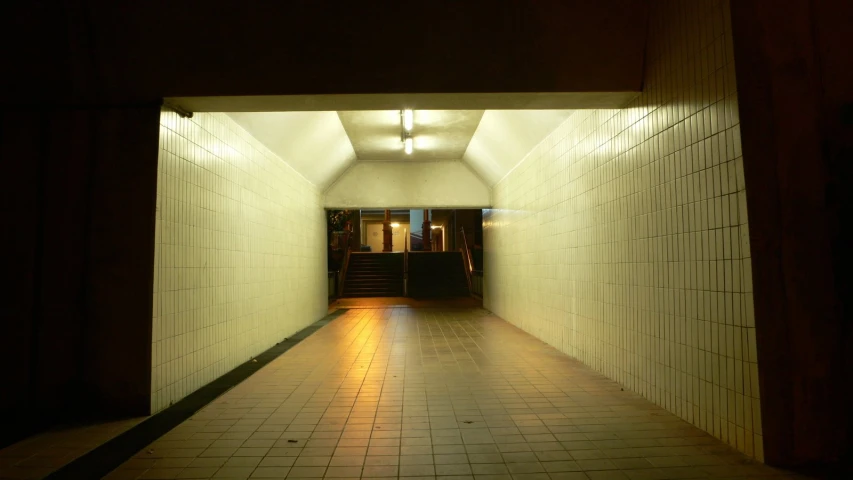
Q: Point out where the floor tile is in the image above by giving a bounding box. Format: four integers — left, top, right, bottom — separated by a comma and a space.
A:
102, 306, 794, 480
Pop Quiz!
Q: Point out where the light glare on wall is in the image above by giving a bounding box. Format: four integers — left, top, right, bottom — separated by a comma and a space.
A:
401, 109, 415, 155
411, 134, 439, 150
391, 223, 400, 228
402, 109, 413, 131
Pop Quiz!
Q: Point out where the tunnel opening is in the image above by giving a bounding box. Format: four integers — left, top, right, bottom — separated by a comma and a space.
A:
3, 0, 851, 474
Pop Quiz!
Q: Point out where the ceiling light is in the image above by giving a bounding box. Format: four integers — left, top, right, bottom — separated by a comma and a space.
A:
402, 109, 413, 131
404, 136, 413, 155
391, 223, 400, 228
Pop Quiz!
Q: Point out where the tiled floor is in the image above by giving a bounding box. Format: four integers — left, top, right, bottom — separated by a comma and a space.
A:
105, 307, 798, 480
0, 416, 146, 479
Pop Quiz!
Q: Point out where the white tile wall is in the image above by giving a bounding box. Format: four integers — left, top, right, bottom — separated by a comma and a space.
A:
152, 111, 328, 413
484, 0, 762, 460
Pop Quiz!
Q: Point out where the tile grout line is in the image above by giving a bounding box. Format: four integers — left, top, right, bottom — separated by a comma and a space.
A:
43, 309, 349, 480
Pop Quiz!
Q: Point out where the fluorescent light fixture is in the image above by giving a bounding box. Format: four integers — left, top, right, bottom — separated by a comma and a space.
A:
430, 225, 440, 229
402, 109, 413, 131
404, 136, 413, 154
391, 223, 400, 228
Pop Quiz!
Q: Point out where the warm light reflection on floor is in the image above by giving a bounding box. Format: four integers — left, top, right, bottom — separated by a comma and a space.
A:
103, 307, 791, 480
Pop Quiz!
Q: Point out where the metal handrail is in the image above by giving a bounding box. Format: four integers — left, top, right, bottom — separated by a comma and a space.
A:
459, 227, 475, 273
337, 246, 352, 297
459, 227, 473, 293
403, 234, 409, 296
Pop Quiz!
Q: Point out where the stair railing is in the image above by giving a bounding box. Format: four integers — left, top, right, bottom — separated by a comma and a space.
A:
458, 227, 473, 293
404, 234, 409, 296
337, 246, 352, 297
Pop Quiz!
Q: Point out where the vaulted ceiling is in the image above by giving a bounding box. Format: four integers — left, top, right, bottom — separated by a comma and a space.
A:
227, 112, 355, 188
337, 110, 485, 162
177, 88, 641, 207
227, 108, 574, 191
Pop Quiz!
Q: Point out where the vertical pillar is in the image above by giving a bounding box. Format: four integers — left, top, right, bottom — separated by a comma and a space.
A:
382, 209, 392, 252
732, 0, 852, 467
351, 210, 361, 251
433, 229, 443, 252
422, 209, 431, 251
0, 105, 160, 446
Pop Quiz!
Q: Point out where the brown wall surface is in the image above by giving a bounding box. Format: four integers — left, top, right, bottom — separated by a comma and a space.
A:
1, 1, 648, 106
0, 106, 160, 446
731, 0, 853, 468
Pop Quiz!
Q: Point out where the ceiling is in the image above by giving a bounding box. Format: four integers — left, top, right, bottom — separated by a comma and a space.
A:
227, 112, 355, 188
228, 108, 575, 192
464, 110, 575, 185
338, 110, 484, 161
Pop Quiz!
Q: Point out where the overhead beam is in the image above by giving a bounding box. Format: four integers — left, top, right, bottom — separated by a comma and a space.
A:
169, 93, 639, 113
325, 161, 491, 209
2, 1, 648, 106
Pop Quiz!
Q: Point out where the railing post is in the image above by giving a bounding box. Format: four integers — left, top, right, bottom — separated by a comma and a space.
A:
422, 209, 431, 251
382, 209, 392, 252
403, 251, 408, 297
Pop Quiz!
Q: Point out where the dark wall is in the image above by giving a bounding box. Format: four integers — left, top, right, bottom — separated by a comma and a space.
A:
732, 0, 853, 468
1, 1, 648, 106
455, 210, 483, 247
0, 106, 160, 447
0, 0, 850, 470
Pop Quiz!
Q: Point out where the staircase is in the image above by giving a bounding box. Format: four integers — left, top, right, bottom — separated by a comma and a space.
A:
407, 252, 470, 297
342, 253, 404, 297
